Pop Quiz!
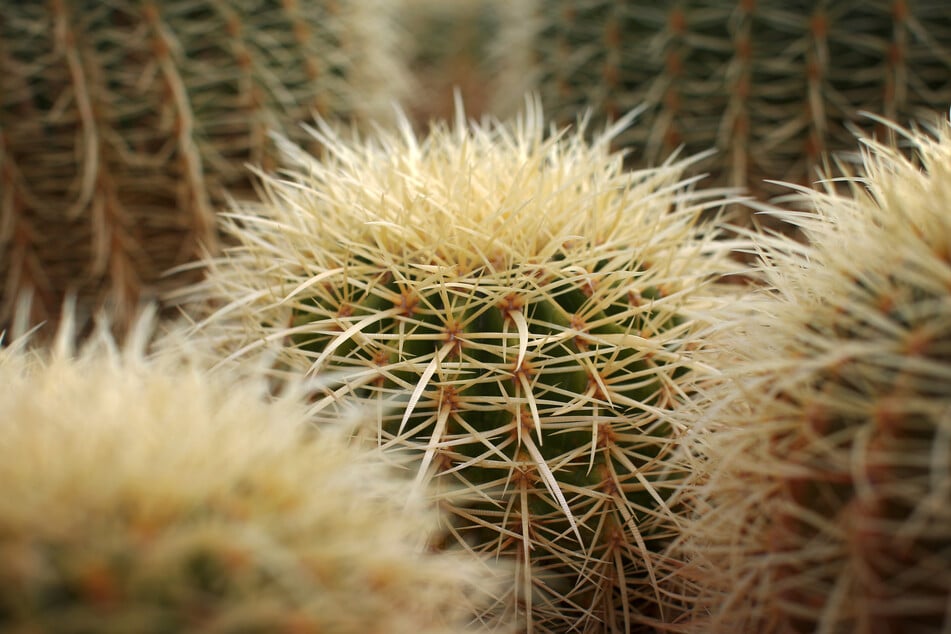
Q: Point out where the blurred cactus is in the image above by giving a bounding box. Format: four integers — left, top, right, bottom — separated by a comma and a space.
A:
0, 0, 408, 336
173, 100, 746, 632
491, 1, 951, 204
398, 0, 514, 122
0, 314, 502, 633
664, 117, 951, 632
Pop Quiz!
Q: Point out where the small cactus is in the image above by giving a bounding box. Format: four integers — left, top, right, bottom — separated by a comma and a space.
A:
0, 0, 408, 335
176, 100, 746, 631
491, 1, 951, 202
665, 115, 951, 632
0, 314, 501, 634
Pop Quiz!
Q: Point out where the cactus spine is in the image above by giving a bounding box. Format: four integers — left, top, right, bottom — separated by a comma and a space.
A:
0, 315, 500, 633
177, 100, 745, 632
665, 117, 951, 632
492, 1, 951, 201
0, 0, 407, 334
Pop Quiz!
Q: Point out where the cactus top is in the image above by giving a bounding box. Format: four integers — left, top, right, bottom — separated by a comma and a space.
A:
242, 99, 733, 281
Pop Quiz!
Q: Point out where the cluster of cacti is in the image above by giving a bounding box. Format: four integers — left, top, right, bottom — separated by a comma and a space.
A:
0, 0, 407, 335
173, 99, 748, 632
663, 118, 951, 632
0, 314, 503, 633
490, 0, 951, 202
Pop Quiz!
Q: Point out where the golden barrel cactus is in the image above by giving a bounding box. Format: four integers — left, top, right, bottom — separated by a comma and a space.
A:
0, 315, 501, 633
666, 115, 951, 632
175, 100, 748, 632
0, 0, 407, 334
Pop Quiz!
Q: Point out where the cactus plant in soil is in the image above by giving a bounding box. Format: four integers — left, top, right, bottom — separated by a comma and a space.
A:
0, 311, 503, 634
173, 99, 748, 632
663, 115, 951, 632
490, 0, 951, 206
0, 0, 408, 336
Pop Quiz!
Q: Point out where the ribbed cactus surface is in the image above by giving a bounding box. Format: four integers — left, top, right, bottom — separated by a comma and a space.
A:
493, 1, 951, 202
176, 101, 746, 632
0, 316, 500, 633
665, 118, 951, 632
0, 0, 406, 335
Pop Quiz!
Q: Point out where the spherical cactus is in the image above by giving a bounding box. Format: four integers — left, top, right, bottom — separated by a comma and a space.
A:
175, 100, 746, 631
0, 315, 501, 634
0, 0, 408, 335
664, 116, 951, 632
491, 1, 951, 203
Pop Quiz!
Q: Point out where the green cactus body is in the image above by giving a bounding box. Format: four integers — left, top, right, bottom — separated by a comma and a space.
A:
492, 1, 951, 202
0, 0, 407, 334
0, 317, 500, 633
666, 118, 951, 632
180, 102, 744, 631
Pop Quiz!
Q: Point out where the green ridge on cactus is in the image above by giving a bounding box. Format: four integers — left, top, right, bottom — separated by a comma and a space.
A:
492, 0, 951, 201
0, 0, 407, 335
176, 99, 747, 632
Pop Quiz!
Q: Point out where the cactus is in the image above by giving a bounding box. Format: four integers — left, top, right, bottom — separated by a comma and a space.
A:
0, 313, 503, 634
0, 0, 408, 335
398, 0, 503, 122
491, 1, 951, 204
664, 115, 951, 632
175, 100, 746, 632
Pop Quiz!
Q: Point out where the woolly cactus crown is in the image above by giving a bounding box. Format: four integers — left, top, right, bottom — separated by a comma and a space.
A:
0, 315, 503, 634
665, 115, 951, 632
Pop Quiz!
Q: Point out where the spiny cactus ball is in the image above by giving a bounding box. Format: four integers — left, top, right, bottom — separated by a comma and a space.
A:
0, 317, 500, 634
666, 117, 951, 632
178, 100, 745, 632
0, 0, 407, 335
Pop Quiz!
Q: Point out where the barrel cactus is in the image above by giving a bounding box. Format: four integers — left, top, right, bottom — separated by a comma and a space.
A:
491, 1, 951, 202
665, 115, 951, 632
175, 100, 746, 631
0, 0, 407, 335
0, 313, 502, 633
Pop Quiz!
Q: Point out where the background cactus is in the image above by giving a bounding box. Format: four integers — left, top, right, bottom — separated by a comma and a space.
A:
663, 117, 951, 632
175, 101, 746, 632
398, 0, 506, 123
0, 314, 502, 633
0, 0, 408, 336
490, 0, 951, 208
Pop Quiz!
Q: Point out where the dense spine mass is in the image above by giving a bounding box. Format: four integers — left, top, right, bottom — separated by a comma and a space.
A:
665, 118, 951, 632
0, 0, 406, 334
0, 317, 498, 633
178, 101, 745, 632
493, 1, 951, 200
